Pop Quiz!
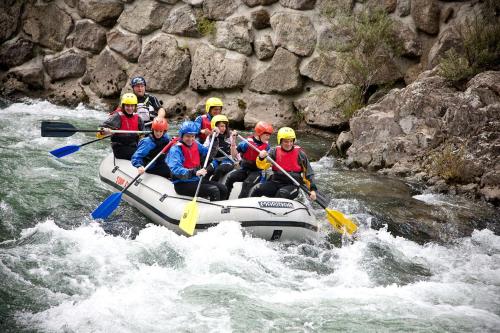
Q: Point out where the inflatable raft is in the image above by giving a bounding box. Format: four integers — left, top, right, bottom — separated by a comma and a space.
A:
98, 153, 319, 242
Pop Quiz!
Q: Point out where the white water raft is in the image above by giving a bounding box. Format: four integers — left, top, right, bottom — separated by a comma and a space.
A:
98, 153, 319, 242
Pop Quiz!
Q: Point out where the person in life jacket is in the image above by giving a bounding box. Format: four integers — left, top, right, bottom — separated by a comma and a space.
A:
131, 117, 172, 178
252, 127, 317, 201
166, 121, 229, 201
224, 121, 273, 198
203, 114, 238, 182
194, 97, 223, 143
100, 93, 145, 160
130, 76, 166, 128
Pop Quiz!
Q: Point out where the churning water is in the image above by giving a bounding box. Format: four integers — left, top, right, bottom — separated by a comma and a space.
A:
0, 100, 499, 332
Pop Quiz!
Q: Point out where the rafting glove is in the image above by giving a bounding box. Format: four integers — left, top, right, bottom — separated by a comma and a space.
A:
96, 128, 106, 139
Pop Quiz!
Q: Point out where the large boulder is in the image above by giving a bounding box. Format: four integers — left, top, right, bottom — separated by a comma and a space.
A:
0, 0, 22, 43
22, 2, 73, 51
294, 84, 359, 130
270, 12, 317, 57
299, 52, 347, 87
317, 24, 353, 53
106, 29, 142, 62
254, 35, 275, 60
243, 94, 297, 129
427, 26, 463, 69
279, 0, 316, 10
411, 0, 440, 35
189, 44, 248, 90
0, 38, 35, 70
392, 20, 422, 58
74, 20, 107, 54
77, 0, 124, 27
43, 50, 87, 81
242, 0, 278, 7
8, 59, 44, 89
135, 34, 191, 94
119, 0, 171, 35
88, 49, 127, 98
249, 48, 302, 94
203, 0, 239, 21
212, 17, 253, 55
162, 5, 200, 37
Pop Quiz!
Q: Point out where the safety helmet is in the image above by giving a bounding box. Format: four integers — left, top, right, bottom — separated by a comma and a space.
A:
210, 114, 229, 129
121, 93, 138, 105
205, 97, 223, 114
277, 127, 296, 144
151, 117, 168, 131
254, 121, 273, 136
178, 121, 198, 137
131, 76, 146, 87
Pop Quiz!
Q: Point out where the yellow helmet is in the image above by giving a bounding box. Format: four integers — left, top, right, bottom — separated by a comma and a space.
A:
205, 97, 223, 114
121, 93, 138, 105
211, 114, 229, 129
277, 127, 296, 144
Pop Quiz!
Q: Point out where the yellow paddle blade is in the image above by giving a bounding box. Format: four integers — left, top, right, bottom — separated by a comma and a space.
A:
325, 208, 358, 235
179, 199, 199, 236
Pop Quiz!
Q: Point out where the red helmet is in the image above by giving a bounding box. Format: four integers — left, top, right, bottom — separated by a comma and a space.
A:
254, 121, 273, 136
151, 117, 168, 131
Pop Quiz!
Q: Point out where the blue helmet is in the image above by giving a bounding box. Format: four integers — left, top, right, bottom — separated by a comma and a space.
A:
131, 76, 146, 87
178, 121, 198, 137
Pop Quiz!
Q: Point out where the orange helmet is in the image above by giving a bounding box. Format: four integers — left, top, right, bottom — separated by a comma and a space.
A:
254, 121, 273, 136
151, 117, 168, 131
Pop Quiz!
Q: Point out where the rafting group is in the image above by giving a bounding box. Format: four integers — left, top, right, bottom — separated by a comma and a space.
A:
98, 76, 319, 205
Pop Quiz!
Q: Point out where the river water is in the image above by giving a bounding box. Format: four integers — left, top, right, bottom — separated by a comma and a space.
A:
0, 100, 499, 332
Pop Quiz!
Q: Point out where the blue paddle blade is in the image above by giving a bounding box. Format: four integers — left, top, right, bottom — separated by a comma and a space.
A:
50, 145, 80, 158
91, 192, 123, 219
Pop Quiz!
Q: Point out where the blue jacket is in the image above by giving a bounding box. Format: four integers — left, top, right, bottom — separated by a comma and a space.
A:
131, 133, 171, 168
194, 113, 212, 133
166, 141, 210, 183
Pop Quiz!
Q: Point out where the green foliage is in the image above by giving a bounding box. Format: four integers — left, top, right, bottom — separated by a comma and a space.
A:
237, 99, 247, 110
428, 144, 467, 183
438, 14, 500, 83
197, 17, 216, 36
342, 86, 365, 119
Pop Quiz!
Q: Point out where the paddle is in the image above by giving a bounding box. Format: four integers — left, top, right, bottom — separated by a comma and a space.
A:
91, 138, 177, 220
217, 147, 237, 164
41, 121, 150, 137
237, 135, 358, 235
179, 132, 217, 236
49, 135, 112, 158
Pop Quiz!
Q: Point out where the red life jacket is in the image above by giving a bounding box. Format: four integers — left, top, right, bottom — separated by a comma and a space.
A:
179, 142, 201, 169
273, 146, 302, 173
118, 111, 139, 131
199, 115, 211, 142
241, 136, 268, 162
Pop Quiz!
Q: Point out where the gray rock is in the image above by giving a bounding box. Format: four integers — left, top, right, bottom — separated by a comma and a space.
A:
427, 26, 463, 69
77, 0, 124, 27
162, 5, 200, 37
203, 0, 239, 21
0, 0, 22, 43
397, 0, 411, 17
254, 35, 276, 60
317, 0, 354, 16
189, 44, 248, 90
106, 29, 142, 62
279, 0, 316, 10
182, 0, 203, 5
0, 38, 35, 69
244, 94, 297, 128
9, 59, 44, 89
162, 98, 188, 119
271, 12, 317, 56
336, 131, 353, 155
250, 48, 302, 94
212, 17, 253, 55
45, 79, 89, 107
411, 0, 440, 35
135, 34, 191, 94
242, 0, 278, 7
317, 24, 353, 53
74, 20, 107, 54
294, 84, 358, 130
119, 0, 171, 34
158, 0, 179, 3
89, 49, 127, 98
392, 20, 422, 58
299, 52, 347, 87
43, 50, 87, 81
22, 2, 73, 51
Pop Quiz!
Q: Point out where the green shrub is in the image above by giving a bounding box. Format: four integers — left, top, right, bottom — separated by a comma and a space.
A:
197, 17, 216, 36
438, 14, 500, 83
428, 144, 467, 183
342, 86, 365, 119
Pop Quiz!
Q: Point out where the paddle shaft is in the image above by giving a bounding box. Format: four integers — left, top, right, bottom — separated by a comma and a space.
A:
49, 128, 150, 134
193, 132, 218, 199
217, 147, 236, 163
79, 135, 112, 147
